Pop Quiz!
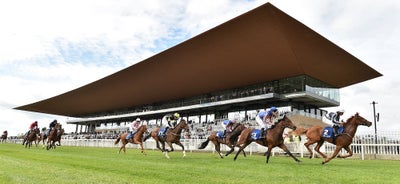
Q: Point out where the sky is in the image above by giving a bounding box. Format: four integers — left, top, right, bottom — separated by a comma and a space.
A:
1, 0, 399, 136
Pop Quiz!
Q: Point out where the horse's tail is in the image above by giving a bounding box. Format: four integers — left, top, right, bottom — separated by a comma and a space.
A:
292, 127, 308, 136
198, 138, 210, 149
229, 130, 242, 145
114, 136, 121, 145
143, 133, 152, 142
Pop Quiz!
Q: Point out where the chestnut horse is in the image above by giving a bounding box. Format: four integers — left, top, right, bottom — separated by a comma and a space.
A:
144, 119, 190, 159
46, 123, 62, 150
198, 123, 246, 158
24, 127, 40, 149
114, 125, 149, 155
293, 113, 371, 164
234, 115, 301, 163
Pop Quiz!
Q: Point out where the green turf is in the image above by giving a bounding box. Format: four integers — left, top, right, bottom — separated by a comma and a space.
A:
0, 143, 399, 184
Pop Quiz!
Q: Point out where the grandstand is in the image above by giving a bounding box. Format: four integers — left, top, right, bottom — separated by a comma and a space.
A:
15, 3, 381, 134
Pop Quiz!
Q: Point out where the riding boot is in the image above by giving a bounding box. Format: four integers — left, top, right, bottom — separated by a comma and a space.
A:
333, 126, 339, 136
164, 127, 169, 137
261, 128, 265, 138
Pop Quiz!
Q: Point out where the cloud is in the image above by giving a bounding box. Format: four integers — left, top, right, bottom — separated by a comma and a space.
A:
1, 0, 399, 136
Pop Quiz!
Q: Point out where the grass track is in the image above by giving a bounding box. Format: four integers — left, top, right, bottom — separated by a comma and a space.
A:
1, 143, 399, 184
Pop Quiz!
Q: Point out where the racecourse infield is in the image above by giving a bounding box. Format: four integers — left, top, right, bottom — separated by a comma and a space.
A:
0, 143, 399, 184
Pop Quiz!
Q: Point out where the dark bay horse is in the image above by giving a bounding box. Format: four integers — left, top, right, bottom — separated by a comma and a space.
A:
115, 125, 149, 155
24, 128, 40, 149
55, 128, 64, 146
293, 113, 371, 164
46, 123, 62, 150
234, 115, 301, 163
198, 123, 246, 158
144, 119, 190, 159
1, 131, 7, 142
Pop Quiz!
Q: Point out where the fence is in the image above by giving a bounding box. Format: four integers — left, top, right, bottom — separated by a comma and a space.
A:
4, 132, 399, 160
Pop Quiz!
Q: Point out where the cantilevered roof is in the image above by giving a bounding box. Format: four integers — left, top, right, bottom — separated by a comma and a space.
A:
15, 3, 382, 117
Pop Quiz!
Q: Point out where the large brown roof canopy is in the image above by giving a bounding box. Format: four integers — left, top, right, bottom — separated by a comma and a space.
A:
15, 3, 382, 117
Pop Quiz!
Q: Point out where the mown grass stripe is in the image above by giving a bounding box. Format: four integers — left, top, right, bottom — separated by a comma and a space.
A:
1, 143, 399, 184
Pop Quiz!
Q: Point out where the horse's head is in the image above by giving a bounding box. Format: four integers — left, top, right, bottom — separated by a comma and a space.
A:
141, 125, 149, 134
276, 114, 296, 130
55, 123, 62, 130
34, 127, 40, 134
351, 113, 372, 127
178, 119, 190, 132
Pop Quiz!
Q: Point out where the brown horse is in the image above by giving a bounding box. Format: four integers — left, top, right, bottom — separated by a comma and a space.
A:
144, 119, 190, 159
46, 123, 62, 150
1, 132, 7, 143
234, 115, 301, 163
293, 113, 371, 164
55, 128, 64, 146
24, 128, 40, 149
198, 123, 246, 158
114, 125, 149, 155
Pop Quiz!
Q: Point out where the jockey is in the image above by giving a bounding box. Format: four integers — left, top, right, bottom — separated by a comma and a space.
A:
255, 110, 268, 138
23, 121, 38, 144
2, 130, 7, 136
221, 119, 235, 137
262, 107, 279, 129
46, 119, 58, 136
30, 121, 39, 131
161, 113, 181, 136
127, 118, 141, 140
326, 109, 345, 136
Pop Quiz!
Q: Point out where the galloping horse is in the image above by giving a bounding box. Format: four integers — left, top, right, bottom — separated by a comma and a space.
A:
114, 125, 149, 155
234, 115, 301, 163
198, 123, 246, 158
46, 123, 62, 150
293, 113, 371, 164
24, 128, 40, 149
1, 131, 7, 143
38, 129, 47, 147
144, 119, 190, 159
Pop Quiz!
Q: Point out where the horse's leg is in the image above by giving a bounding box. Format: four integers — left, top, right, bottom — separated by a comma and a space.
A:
213, 141, 224, 158
265, 146, 273, 163
278, 143, 301, 163
139, 142, 146, 155
174, 141, 186, 158
322, 145, 343, 164
304, 140, 318, 158
162, 142, 171, 159
224, 145, 235, 157
314, 140, 327, 159
337, 145, 353, 159
118, 142, 125, 154
234, 142, 250, 161
154, 139, 163, 152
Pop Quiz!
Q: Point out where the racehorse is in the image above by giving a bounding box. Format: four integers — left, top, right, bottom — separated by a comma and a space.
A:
114, 125, 149, 155
1, 131, 8, 143
144, 119, 190, 159
46, 123, 62, 150
55, 128, 64, 146
198, 122, 246, 158
233, 114, 301, 163
24, 127, 40, 149
38, 129, 48, 147
292, 113, 371, 164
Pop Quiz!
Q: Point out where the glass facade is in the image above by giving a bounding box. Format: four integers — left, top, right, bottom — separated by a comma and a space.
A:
92, 75, 339, 118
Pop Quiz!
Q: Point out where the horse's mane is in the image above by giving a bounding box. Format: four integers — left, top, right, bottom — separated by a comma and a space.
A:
343, 113, 359, 125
